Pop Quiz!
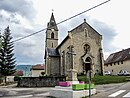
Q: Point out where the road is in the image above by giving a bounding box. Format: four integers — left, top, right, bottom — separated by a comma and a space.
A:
92, 82, 130, 98
0, 82, 130, 98
0, 84, 52, 98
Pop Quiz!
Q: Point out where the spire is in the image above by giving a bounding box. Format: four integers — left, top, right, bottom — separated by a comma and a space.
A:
47, 12, 58, 31
5, 25, 10, 32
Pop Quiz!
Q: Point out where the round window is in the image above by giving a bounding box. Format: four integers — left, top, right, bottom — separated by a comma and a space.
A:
83, 44, 90, 53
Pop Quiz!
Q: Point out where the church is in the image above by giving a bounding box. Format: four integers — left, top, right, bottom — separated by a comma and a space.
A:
44, 13, 104, 76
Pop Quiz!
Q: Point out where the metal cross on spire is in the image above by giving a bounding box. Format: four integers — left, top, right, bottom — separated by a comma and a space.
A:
52, 9, 54, 13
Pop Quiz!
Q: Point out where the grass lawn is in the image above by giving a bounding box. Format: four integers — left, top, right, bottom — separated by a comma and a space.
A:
78, 75, 130, 85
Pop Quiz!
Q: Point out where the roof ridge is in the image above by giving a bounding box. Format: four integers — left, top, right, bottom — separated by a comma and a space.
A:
112, 48, 130, 55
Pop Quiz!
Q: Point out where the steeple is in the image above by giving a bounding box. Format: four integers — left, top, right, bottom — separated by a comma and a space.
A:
45, 12, 59, 49
47, 13, 58, 31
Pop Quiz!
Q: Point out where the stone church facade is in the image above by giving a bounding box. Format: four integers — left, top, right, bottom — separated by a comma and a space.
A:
44, 13, 104, 76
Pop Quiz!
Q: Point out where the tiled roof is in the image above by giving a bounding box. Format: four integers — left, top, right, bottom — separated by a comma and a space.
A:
32, 64, 44, 70
13, 70, 23, 76
47, 48, 60, 57
105, 48, 130, 64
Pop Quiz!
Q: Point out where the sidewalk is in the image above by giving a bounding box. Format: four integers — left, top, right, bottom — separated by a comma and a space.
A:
0, 83, 17, 88
0, 83, 53, 98
0, 88, 8, 97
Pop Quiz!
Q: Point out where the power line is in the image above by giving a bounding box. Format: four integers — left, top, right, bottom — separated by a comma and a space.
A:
13, 0, 111, 42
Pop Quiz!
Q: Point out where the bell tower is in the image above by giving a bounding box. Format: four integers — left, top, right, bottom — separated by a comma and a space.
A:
45, 12, 58, 48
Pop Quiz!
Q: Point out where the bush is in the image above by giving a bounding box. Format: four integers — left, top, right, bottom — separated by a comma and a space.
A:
78, 75, 128, 85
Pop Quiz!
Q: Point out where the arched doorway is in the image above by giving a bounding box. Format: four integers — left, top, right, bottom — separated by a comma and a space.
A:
84, 57, 91, 73
84, 57, 92, 80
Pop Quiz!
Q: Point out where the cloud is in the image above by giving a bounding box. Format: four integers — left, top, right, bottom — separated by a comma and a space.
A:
11, 13, 119, 64
14, 30, 45, 65
0, 7, 44, 64
58, 15, 118, 59
89, 19, 118, 52
13, 20, 45, 64
0, 0, 43, 64
0, 0, 119, 64
67, 15, 118, 53
0, 0, 36, 20
0, 10, 21, 30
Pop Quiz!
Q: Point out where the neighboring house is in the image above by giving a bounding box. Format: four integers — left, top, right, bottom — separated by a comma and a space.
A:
105, 48, 130, 75
31, 64, 45, 77
44, 13, 104, 77
6, 70, 23, 82
13, 70, 24, 76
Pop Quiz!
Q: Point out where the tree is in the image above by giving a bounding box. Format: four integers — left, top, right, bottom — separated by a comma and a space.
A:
0, 26, 16, 83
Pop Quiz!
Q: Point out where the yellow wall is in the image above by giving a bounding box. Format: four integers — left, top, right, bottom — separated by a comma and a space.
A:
32, 70, 45, 77
105, 60, 130, 75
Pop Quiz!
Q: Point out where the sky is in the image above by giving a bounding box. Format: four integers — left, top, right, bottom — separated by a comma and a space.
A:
0, 0, 130, 65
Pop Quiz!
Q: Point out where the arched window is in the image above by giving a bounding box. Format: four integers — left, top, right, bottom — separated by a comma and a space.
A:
51, 32, 54, 39
84, 28, 88, 37
52, 43, 53, 48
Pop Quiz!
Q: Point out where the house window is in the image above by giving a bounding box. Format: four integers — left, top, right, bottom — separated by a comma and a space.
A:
51, 32, 54, 39
114, 62, 116, 65
110, 63, 112, 66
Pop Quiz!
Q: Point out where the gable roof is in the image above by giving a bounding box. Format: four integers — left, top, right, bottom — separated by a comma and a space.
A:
105, 48, 130, 64
57, 20, 101, 49
70, 20, 101, 36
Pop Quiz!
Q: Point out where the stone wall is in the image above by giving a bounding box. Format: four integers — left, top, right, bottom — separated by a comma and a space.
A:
17, 76, 66, 87
58, 22, 104, 75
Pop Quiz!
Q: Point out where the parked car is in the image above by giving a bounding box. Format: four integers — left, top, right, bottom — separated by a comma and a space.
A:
117, 70, 130, 76
105, 70, 111, 75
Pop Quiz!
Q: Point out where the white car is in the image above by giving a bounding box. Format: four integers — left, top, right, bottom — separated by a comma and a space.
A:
118, 70, 130, 76
105, 70, 111, 75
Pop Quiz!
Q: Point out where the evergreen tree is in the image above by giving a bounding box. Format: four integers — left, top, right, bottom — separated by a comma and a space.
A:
0, 26, 16, 83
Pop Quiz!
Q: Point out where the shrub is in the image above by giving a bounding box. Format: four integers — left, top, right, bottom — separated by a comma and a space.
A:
78, 75, 128, 85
